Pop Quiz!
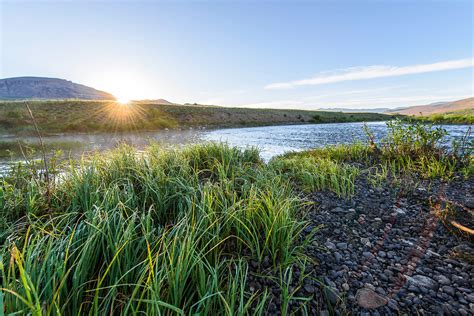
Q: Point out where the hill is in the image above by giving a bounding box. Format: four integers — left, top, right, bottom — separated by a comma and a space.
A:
0, 77, 115, 100
133, 99, 175, 105
317, 107, 391, 113
388, 97, 474, 116
0, 100, 392, 135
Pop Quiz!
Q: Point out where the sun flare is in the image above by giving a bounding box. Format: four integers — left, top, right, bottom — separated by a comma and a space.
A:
117, 98, 130, 104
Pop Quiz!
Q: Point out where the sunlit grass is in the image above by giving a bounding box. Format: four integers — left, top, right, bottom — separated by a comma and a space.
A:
0, 143, 314, 315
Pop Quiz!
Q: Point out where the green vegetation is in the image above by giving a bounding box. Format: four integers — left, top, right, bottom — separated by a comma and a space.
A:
0, 100, 392, 135
283, 120, 472, 182
411, 113, 474, 125
0, 143, 317, 315
0, 140, 83, 158
270, 157, 360, 196
403, 108, 474, 125
0, 121, 471, 314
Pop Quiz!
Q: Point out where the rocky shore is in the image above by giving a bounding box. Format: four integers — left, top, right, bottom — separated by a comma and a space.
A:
306, 174, 473, 315
246, 174, 473, 315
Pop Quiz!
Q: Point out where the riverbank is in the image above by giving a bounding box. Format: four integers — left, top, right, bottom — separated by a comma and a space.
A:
0, 121, 472, 314
0, 100, 392, 135
409, 112, 474, 125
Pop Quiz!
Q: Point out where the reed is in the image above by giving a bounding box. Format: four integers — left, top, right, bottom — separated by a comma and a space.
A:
0, 143, 313, 315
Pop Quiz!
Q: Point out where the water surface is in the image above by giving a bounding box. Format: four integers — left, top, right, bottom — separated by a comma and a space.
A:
1, 122, 471, 173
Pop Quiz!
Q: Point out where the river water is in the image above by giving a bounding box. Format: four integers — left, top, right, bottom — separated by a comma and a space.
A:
0, 122, 472, 174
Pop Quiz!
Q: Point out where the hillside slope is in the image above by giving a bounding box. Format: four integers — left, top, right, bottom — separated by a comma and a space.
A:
0, 77, 115, 100
389, 97, 473, 116
0, 100, 392, 135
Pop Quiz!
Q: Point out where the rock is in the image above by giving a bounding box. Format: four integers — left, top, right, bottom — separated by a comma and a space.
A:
406, 275, 438, 290
250, 260, 258, 269
360, 237, 371, 247
334, 252, 343, 262
378, 251, 386, 258
342, 283, 350, 291
262, 256, 270, 268
394, 207, 406, 215
337, 242, 348, 250
356, 288, 388, 310
304, 284, 316, 294
363, 251, 375, 260
324, 286, 340, 306
466, 293, 474, 303
332, 207, 345, 213
268, 302, 277, 312
465, 198, 474, 209
459, 308, 469, 316
442, 286, 455, 297
325, 241, 337, 251
387, 299, 399, 311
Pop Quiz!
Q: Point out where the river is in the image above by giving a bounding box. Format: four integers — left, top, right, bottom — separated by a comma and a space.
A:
0, 122, 472, 174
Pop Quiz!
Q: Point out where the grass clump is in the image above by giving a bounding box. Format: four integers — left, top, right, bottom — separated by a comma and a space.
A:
272, 120, 472, 197
270, 156, 360, 197
0, 143, 314, 315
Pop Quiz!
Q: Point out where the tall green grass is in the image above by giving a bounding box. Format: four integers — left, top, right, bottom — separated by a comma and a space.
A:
0, 143, 314, 315
270, 156, 360, 197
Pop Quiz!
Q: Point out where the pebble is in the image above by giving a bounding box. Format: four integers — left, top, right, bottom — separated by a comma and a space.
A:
442, 286, 455, 297
466, 293, 474, 303
304, 284, 316, 294
407, 275, 439, 290
356, 288, 388, 310
325, 241, 337, 251
302, 170, 474, 314
336, 242, 348, 250
362, 251, 375, 260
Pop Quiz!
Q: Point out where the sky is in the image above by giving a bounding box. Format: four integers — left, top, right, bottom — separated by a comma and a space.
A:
0, 0, 472, 109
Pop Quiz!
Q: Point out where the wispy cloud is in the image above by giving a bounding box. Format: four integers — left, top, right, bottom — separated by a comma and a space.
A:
241, 91, 473, 110
265, 58, 474, 89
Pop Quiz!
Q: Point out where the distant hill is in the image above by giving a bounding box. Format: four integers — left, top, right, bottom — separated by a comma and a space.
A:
133, 99, 175, 105
388, 97, 474, 116
0, 77, 115, 100
317, 107, 390, 113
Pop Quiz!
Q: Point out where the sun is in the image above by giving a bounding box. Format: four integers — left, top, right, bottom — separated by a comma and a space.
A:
117, 98, 130, 105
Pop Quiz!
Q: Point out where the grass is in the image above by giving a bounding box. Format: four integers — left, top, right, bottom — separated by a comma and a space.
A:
0, 121, 471, 315
279, 119, 472, 183
270, 156, 360, 196
0, 100, 392, 135
0, 143, 316, 315
405, 108, 474, 125
0, 140, 83, 158
411, 113, 474, 125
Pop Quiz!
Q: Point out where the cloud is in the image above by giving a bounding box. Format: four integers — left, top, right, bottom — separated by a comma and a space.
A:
241, 91, 473, 110
265, 58, 474, 89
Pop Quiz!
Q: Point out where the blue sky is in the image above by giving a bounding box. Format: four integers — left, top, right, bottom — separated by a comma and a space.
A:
1, 0, 472, 109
